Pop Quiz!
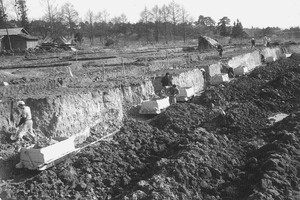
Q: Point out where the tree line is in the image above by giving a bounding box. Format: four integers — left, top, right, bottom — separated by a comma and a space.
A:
0, 0, 298, 45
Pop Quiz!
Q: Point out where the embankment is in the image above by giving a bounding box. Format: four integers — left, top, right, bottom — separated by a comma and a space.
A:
1, 44, 300, 139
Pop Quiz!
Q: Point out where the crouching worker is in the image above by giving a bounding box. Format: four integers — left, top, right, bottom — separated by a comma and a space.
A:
169, 84, 179, 104
12, 101, 36, 143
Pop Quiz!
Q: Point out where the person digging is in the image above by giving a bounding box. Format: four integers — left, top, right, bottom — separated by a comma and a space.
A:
169, 84, 179, 105
11, 101, 36, 149
160, 72, 173, 97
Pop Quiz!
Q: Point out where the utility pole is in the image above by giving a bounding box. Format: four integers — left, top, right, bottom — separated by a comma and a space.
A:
0, 0, 12, 51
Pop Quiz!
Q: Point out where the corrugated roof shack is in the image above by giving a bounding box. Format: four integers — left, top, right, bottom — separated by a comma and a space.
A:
198, 35, 219, 52
0, 28, 39, 51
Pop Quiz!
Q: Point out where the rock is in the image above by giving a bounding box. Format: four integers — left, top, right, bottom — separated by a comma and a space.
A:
0, 82, 9, 86
261, 178, 272, 189
262, 159, 279, 171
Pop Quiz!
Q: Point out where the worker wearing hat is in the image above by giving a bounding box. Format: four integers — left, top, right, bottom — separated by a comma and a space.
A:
12, 101, 36, 142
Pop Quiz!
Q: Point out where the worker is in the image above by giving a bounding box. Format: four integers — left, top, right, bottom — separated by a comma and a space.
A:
251, 38, 255, 49
12, 101, 36, 143
200, 68, 206, 77
266, 37, 271, 47
169, 84, 179, 104
161, 72, 172, 88
263, 35, 269, 47
227, 67, 234, 78
200, 68, 207, 89
216, 44, 223, 58
222, 63, 234, 78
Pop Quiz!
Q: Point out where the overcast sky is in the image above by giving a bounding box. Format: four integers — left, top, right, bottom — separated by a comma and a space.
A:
23, 0, 300, 29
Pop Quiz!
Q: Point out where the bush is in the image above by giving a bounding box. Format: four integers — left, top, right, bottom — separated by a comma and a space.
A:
105, 39, 115, 47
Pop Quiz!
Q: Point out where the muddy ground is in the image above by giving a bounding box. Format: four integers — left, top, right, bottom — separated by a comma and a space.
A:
1, 45, 300, 199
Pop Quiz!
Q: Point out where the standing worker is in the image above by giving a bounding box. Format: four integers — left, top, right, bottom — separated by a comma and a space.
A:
216, 44, 223, 58
169, 84, 179, 104
266, 37, 271, 47
263, 35, 268, 47
161, 72, 172, 88
200, 68, 207, 88
160, 72, 173, 96
251, 37, 255, 49
11, 101, 36, 143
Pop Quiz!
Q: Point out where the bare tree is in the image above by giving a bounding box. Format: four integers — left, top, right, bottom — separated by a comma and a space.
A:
95, 11, 102, 23
180, 6, 189, 43
94, 10, 110, 44
0, 0, 12, 50
15, 0, 29, 30
85, 9, 94, 45
161, 5, 170, 43
61, 2, 78, 36
101, 10, 109, 23
168, 0, 180, 40
4, 0, 19, 21
140, 6, 151, 42
40, 0, 58, 34
150, 5, 161, 42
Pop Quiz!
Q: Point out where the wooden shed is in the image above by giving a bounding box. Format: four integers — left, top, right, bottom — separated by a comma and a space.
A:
0, 28, 39, 51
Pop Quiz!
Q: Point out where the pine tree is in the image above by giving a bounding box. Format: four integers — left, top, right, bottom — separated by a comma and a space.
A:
15, 0, 29, 30
231, 19, 244, 38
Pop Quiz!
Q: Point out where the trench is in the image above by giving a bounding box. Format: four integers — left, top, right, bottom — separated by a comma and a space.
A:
0, 45, 299, 142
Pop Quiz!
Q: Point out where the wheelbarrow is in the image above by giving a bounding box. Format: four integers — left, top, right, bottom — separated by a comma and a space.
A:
15, 128, 119, 170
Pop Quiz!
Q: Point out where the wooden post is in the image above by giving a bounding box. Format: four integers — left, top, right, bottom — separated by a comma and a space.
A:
102, 63, 105, 80
122, 57, 126, 83
166, 51, 169, 69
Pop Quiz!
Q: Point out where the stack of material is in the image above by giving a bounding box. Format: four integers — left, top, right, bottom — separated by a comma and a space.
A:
234, 66, 249, 76
210, 73, 230, 85
177, 87, 195, 102
139, 97, 170, 114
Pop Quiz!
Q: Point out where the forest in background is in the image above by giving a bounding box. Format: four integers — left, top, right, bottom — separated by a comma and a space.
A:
1, 0, 300, 46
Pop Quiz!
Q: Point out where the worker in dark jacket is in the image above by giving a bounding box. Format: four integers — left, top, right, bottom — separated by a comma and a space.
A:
161, 72, 172, 87
216, 44, 223, 58
251, 37, 256, 49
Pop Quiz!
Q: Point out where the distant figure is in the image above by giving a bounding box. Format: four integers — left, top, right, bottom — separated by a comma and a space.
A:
169, 84, 179, 104
222, 64, 234, 78
251, 37, 256, 48
161, 72, 172, 88
267, 37, 271, 47
216, 44, 223, 58
263, 35, 271, 47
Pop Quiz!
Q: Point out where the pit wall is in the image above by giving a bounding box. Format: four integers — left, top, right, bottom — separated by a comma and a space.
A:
206, 47, 288, 80
227, 51, 262, 71
0, 80, 155, 138
286, 45, 300, 54
260, 47, 283, 60
152, 68, 205, 94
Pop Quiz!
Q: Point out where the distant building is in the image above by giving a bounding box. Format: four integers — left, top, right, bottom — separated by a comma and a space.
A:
0, 28, 39, 51
41, 35, 74, 50
198, 35, 220, 52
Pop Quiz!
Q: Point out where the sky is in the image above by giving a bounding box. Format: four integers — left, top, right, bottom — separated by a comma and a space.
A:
18, 0, 300, 29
